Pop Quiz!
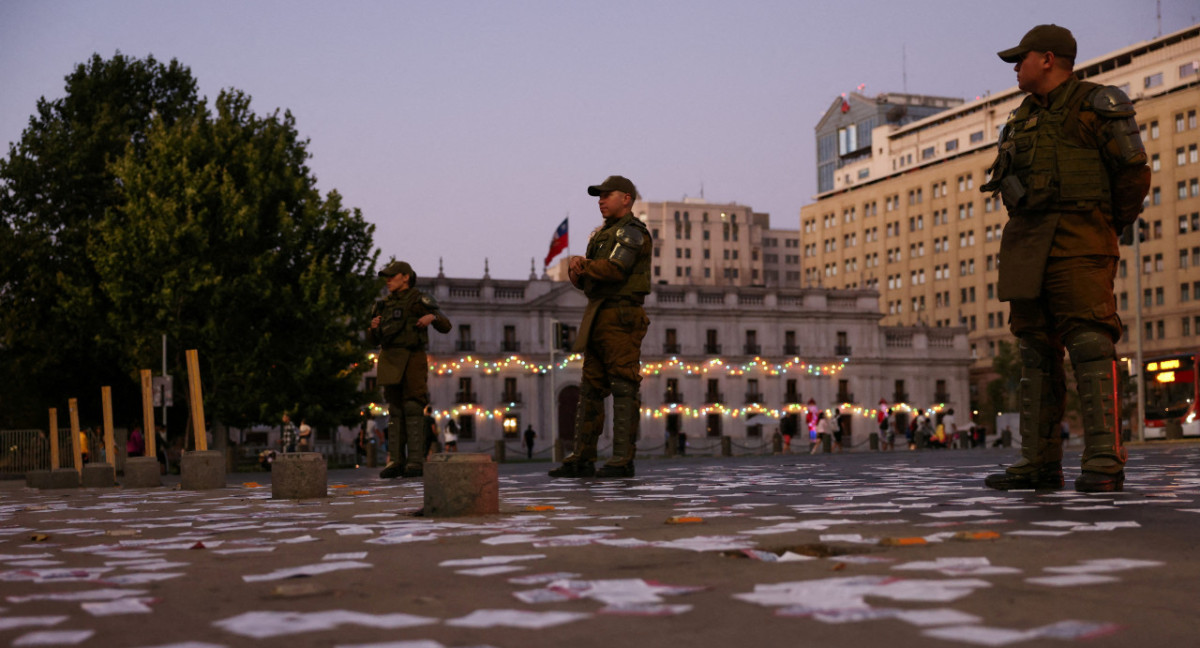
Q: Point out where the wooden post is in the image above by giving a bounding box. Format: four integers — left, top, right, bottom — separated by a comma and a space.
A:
101, 386, 115, 464
141, 369, 157, 459
49, 408, 60, 469
68, 398, 83, 469
186, 349, 207, 451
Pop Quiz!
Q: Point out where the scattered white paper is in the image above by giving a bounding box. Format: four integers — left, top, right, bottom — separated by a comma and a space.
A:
439, 554, 544, 568
446, 609, 590, 629
1025, 574, 1119, 587
213, 610, 436, 638
0, 617, 68, 631
12, 630, 96, 646
242, 560, 372, 583
81, 597, 157, 615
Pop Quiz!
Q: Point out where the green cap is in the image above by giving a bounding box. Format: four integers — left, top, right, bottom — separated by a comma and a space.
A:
587, 175, 639, 200
379, 261, 416, 285
998, 24, 1076, 63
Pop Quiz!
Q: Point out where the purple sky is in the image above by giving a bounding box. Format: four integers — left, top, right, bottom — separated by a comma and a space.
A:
3, 1, 1196, 280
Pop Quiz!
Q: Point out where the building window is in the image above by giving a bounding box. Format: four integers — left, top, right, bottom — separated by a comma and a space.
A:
457, 415, 475, 441
1144, 73, 1163, 89
706, 413, 722, 438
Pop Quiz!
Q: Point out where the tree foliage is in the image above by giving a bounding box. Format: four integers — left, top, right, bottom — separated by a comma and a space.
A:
1, 53, 379, 430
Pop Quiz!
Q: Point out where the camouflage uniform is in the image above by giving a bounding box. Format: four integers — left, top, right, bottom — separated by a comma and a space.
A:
982, 72, 1150, 492
555, 193, 652, 478
369, 263, 451, 477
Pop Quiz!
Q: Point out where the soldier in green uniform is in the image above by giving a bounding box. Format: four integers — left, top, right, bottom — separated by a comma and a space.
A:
369, 261, 452, 479
981, 25, 1150, 493
550, 175, 652, 479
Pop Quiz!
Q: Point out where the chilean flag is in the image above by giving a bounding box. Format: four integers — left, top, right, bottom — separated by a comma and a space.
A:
544, 217, 569, 267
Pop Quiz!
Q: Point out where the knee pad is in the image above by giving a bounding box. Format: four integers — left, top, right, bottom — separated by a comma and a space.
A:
1018, 337, 1055, 371
1065, 330, 1115, 365
611, 379, 639, 399
402, 400, 425, 418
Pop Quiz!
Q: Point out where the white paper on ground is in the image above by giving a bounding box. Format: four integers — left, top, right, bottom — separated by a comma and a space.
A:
7, 588, 147, 603
80, 597, 157, 615
1025, 574, 1119, 587
323, 552, 368, 561
921, 625, 1039, 646
213, 610, 436, 639
456, 565, 527, 576
242, 560, 372, 583
0, 617, 68, 631
439, 554, 544, 568
445, 609, 590, 629
12, 630, 96, 646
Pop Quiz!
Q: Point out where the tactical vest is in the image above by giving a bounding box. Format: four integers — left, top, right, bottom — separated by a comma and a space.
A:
989, 78, 1111, 214
584, 214, 651, 300
374, 288, 429, 349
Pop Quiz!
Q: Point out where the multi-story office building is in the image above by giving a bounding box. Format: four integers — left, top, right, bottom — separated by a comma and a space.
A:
364, 273, 971, 457
798, 24, 1200, 409
548, 198, 805, 288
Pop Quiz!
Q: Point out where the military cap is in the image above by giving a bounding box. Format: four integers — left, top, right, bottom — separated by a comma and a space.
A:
998, 24, 1077, 63
587, 175, 639, 200
379, 261, 417, 284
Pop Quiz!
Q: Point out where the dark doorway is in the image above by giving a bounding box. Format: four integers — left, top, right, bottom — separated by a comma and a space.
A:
557, 385, 579, 444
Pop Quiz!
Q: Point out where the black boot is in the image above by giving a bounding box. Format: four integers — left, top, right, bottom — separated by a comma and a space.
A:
984, 462, 1064, 490
379, 463, 404, 479
549, 458, 595, 478
1075, 470, 1124, 493
595, 462, 635, 478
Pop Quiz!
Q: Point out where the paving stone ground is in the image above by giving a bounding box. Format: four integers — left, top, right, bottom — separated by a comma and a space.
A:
1, 443, 1197, 648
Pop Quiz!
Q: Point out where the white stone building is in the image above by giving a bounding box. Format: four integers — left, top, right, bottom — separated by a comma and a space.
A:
365, 272, 973, 458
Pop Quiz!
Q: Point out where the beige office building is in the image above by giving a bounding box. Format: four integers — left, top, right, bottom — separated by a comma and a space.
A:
799, 25, 1200, 407
548, 198, 805, 288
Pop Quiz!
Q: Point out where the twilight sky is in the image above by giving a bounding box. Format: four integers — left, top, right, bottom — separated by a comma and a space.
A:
3, 1, 1197, 280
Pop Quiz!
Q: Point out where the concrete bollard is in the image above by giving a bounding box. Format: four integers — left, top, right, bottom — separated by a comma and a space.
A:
869, 432, 879, 451
25, 470, 52, 489
493, 440, 506, 463
366, 442, 377, 468
271, 452, 328, 500
772, 434, 783, 454
81, 463, 116, 488
122, 456, 162, 488
49, 468, 80, 489
720, 435, 732, 457
423, 453, 499, 517
180, 450, 225, 490
822, 434, 832, 453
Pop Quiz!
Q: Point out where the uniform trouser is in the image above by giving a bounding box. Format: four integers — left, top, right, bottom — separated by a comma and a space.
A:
1009, 255, 1125, 474
382, 351, 430, 469
568, 304, 649, 467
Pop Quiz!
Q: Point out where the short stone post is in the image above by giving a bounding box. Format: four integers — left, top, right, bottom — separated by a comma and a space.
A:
271, 452, 327, 499
493, 439, 506, 463
180, 450, 225, 490
423, 453, 499, 517
720, 435, 732, 457
123, 457, 162, 488
869, 432, 880, 451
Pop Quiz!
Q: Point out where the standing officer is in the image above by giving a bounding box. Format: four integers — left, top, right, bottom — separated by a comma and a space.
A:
981, 25, 1150, 493
369, 261, 452, 479
550, 175, 652, 479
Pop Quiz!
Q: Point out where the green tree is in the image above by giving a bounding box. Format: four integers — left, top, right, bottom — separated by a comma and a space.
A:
0, 53, 198, 426
96, 89, 378, 432
1, 53, 379, 433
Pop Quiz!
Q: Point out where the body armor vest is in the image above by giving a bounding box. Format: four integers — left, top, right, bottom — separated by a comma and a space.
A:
987, 79, 1111, 214
584, 214, 651, 300
373, 289, 429, 350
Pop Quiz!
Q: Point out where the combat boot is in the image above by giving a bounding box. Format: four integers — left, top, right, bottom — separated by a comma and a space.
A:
548, 457, 596, 478
1070, 342, 1126, 493
380, 415, 407, 479
550, 387, 605, 478
379, 463, 404, 479
597, 378, 639, 479
985, 338, 1065, 491
403, 401, 426, 478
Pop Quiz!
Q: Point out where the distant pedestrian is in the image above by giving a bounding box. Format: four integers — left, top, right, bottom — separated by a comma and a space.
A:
443, 419, 459, 452
811, 412, 829, 454
423, 406, 441, 459
281, 414, 297, 453
523, 424, 536, 459
297, 418, 313, 452
126, 427, 145, 457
